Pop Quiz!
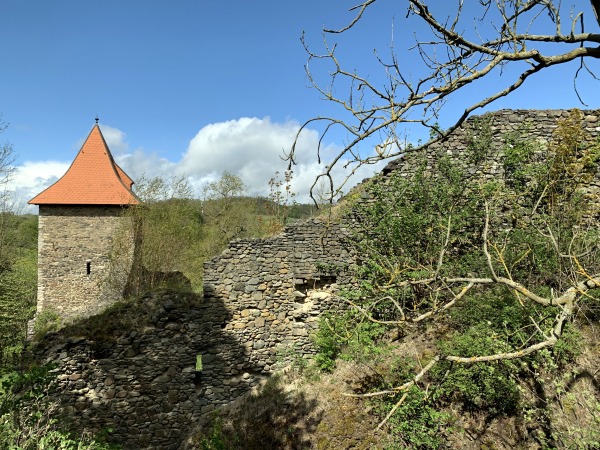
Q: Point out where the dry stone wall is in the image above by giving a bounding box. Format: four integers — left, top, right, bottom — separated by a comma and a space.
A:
377, 109, 600, 222
384, 108, 600, 182
203, 218, 354, 371
36, 292, 246, 450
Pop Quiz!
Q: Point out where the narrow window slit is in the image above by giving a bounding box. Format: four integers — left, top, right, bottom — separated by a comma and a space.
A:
86, 261, 91, 275
194, 354, 203, 391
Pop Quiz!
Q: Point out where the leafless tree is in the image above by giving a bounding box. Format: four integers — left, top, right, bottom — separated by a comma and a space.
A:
0, 115, 18, 271
288, 0, 600, 200
0, 116, 16, 188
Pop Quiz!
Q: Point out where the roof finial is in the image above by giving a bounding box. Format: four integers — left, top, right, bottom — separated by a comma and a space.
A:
95, 115, 99, 125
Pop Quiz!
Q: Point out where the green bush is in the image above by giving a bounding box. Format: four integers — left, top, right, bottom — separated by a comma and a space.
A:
433, 324, 521, 415
449, 288, 552, 349
547, 322, 582, 369
33, 309, 62, 340
0, 249, 37, 367
198, 415, 236, 450
313, 310, 385, 372
0, 366, 118, 449
349, 157, 486, 324
379, 386, 451, 450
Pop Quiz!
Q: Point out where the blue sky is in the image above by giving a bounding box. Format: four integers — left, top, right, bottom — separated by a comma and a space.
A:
1, 0, 598, 211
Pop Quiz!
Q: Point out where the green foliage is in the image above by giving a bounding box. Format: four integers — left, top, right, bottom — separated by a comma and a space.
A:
0, 121, 33, 361
546, 323, 582, 369
380, 386, 451, 450
201, 172, 268, 260
0, 253, 37, 357
314, 112, 600, 448
358, 352, 453, 450
449, 289, 549, 349
197, 415, 236, 450
0, 366, 118, 449
0, 213, 38, 271
350, 156, 484, 322
110, 175, 205, 293
549, 385, 600, 449
498, 111, 600, 295
0, 214, 38, 368
502, 122, 543, 191
313, 314, 344, 372
465, 115, 493, 164
436, 292, 581, 416
32, 310, 62, 341
313, 311, 386, 372
546, 110, 600, 211
0, 365, 54, 414
131, 176, 204, 290
434, 324, 521, 415
503, 109, 600, 226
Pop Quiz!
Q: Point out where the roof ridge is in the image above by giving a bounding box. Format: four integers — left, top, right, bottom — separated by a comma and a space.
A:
93, 124, 141, 202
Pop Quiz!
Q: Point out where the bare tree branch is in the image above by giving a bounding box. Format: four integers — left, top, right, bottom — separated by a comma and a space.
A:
289, 1, 600, 201
323, 0, 377, 34
592, 0, 600, 26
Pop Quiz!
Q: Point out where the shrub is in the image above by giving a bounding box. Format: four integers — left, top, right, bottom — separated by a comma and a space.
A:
313, 310, 386, 372
433, 323, 521, 415
32, 310, 62, 340
378, 386, 451, 450
0, 365, 117, 449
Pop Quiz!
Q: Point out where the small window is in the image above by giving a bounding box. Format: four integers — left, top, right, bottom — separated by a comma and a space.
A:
194, 354, 203, 391
86, 261, 91, 275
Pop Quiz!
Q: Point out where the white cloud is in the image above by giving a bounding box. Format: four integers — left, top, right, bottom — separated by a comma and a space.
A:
10, 117, 386, 212
177, 117, 299, 196
177, 116, 385, 202
99, 124, 129, 155
114, 149, 176, 182
8, 160, 70, 213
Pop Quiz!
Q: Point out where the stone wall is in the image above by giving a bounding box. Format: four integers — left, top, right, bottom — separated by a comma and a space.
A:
36, 205, 135, 323
378, 109, 600, 222
36, 292, 241, 450
203, 218, 353, 370
383, 108, 600, 181
35, 218, 354, 449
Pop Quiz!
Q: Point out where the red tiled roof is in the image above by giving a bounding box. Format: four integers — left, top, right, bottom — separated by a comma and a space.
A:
115, 163, 134, 190
29, 125, 140, 205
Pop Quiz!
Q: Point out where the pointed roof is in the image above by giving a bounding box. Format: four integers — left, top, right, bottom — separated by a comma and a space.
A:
29, 124, 140, 206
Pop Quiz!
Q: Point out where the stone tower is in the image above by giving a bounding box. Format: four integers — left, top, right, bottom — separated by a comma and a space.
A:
28, 123, 140, 325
